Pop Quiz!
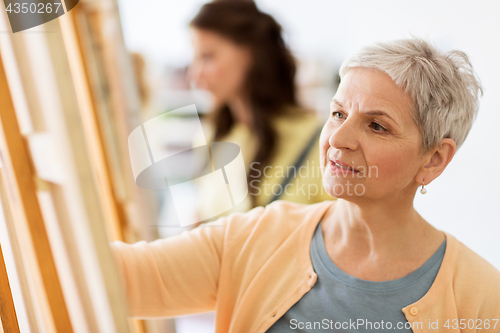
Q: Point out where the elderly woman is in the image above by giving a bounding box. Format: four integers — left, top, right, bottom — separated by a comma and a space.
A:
111, 38, 500, 332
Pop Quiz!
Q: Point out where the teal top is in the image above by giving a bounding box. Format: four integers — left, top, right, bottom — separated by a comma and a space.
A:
267, 220, 447, 332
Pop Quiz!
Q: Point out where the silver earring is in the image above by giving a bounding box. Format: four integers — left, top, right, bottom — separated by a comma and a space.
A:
420, 181, 427, 194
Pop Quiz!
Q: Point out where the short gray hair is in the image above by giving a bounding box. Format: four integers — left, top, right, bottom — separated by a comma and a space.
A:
339, 38, 483, 152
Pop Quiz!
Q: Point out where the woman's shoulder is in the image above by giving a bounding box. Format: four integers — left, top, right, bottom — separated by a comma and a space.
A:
449, 235, 500, 313
453, 237, 500, 282
222, 200, 332, 248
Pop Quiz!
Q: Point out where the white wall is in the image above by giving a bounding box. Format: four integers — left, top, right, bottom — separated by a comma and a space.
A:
117, 0, 500, 269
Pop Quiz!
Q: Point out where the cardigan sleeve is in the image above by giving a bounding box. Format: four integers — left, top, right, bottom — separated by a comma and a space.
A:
109, 218, 227, 318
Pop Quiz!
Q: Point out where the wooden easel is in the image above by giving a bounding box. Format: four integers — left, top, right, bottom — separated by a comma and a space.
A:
0, 0, 169, 331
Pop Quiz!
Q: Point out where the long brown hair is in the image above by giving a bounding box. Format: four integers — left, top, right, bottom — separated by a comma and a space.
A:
190, 0, 303, 206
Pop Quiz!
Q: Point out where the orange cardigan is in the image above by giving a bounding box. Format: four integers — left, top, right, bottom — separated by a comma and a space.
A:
110, 200, 500, 332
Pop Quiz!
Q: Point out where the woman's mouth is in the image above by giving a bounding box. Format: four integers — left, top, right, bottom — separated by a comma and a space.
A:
329, 160, 360, 174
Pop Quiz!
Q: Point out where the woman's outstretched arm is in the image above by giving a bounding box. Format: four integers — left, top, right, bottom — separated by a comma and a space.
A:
110, 219, 227, 318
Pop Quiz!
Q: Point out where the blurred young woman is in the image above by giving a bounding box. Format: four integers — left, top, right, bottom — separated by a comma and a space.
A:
188, 0, 331, 218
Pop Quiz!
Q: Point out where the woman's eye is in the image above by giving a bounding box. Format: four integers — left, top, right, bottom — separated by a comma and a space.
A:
332, 111, 344, 119
201, 53, 213, 61
370, 122, 387, 132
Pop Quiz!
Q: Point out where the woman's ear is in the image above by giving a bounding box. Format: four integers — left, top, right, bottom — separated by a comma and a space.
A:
419, 138, 457, 185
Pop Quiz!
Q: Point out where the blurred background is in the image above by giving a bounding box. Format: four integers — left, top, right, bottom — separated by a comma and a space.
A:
114, 0, 500, 331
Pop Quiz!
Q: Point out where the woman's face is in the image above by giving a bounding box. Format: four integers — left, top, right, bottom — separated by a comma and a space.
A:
188, 28, 253, 107
320, 67, 425, 201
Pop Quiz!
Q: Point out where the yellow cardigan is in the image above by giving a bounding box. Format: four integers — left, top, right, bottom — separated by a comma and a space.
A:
197, 111, 332, 221
111, 200, 500, 333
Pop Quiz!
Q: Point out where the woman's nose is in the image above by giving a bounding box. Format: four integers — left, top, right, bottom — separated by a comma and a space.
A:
328, 118, 359, 151
187, 63, 202, 88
